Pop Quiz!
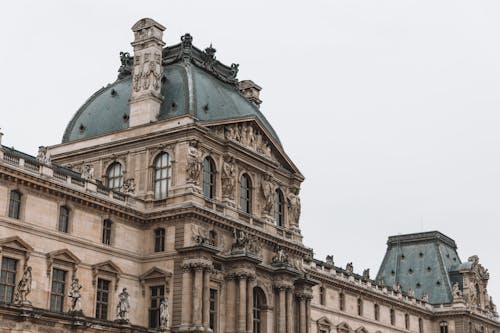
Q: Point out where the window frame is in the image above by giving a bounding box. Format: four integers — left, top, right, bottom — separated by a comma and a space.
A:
274, 189, 284, 227
374, 303, 380, 321
357, 297, 363, 316
154, 228, 166, 253
209, 288, 218, 332
149, 285, 165, 329
102, 219, 113, 245
0, 257, 18, 304
106, 162, 124, 190
203, 157, 216, 199
153, 152, 172, 200
339, 291, 345, 311
390, 308, 396, 326
240, 174, 252, 214
95, 278, 111, 320
50, 268, 67, 312
58, 206, 70, 233
8, 190, 21, 219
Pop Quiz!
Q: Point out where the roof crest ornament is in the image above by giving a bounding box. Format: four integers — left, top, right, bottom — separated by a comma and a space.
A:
180, 33, 193, 62
117, 52, 133, 80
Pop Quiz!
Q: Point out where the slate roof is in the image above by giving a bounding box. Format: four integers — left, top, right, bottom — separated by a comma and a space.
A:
62, 35, 281, 144
376, 231, 461, 304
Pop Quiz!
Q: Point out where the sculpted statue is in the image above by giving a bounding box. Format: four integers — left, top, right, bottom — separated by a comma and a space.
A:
37, 146, 51, 165
325, 255, 334, 266
191, 224, 214, 246
287, 188, 301, 227
221, 156, 236, 199
68, 277, 83, 312
421, 292, 429, 303
186, 141, 202, 184
232, 229, 261, 256
407, 287, 415, 298
393, 281, 402, 293
116, 288, 130, 321
81, 164, 95, 181
272, 247, 289, 265
118, 51, 133, 80
346, 262, 353, 273
143, 52, 162, 91
14, 266, 32, 305
122, 178, 136, 194
261, 174, 274, 215
452, 282, 463, 300
362, 268, 370, 280
490, 296, 497, 314
378, 278, 385, 287
159, 298, 169, 330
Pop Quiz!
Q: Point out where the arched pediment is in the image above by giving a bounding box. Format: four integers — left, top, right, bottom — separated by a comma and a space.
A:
337, 321, 351, 333
139, 266, 172, 295
92, 260, 123, 290
46, 248, 81, 277
317, 316, 333, 326
0, 236, 33, 254
355, 326, 369, 333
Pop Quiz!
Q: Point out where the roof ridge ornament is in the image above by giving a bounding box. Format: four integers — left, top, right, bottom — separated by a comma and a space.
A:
180, 33, 193, 62
117, 52, 133, 80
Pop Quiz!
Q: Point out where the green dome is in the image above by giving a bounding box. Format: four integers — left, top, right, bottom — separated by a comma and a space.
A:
62, 38, 280, 145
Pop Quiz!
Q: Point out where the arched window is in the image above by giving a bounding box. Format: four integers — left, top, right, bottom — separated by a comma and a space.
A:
58, 206, 69, 233
274, 189, 284, 226
440, 321, 448, 333
154, 153, 171, 200
240, 174, 251, 214
203, 157, 216, 199
253, 287, 266, 333
106, 162, 123, 190
8, 190, 21, 219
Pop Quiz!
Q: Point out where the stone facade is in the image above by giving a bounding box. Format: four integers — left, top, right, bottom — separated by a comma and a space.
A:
0, 17, 498, 333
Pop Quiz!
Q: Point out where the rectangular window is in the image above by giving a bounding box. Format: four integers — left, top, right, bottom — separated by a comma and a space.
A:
8, 191, 21, 219
210, 289, 218, 332
154, 228, 165, 252
58, 206, 69, 233
405, 313, 410, 330
102, 219, 112, 245
374, 304, 380, 321
96, 278, 110, 320
357, 298, 363, 316
440, 321, 448, 333
149, 285, 165, 328
50, 268, 66, 312
419, 318, 423, 333
339, 292, 345, 311
319, 286, 325, 305
390, 309, 395, 326
0, 257, 17, 303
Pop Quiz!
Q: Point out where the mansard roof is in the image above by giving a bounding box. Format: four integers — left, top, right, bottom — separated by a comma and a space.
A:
376, 231, 461, 304
62, 34, 280, 145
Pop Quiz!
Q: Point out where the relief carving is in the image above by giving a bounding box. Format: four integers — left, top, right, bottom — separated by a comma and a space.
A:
81, 164, 95, 181
133, 52, 162, 93
287, 188, 301, 228
221, 155, 236, 200
261, 174, 274, 216
37, 146, 51, 166
186, 141, 202, 184
191, 224, 215, 246
232, 229, 261, 257
122, 178, 136, 194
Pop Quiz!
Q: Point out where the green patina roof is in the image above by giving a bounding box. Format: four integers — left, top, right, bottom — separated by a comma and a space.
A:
376, 231, 461, 304
62, 36, 280, 144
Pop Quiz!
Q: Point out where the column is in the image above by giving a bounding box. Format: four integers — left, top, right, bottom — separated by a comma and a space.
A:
238, 276, 247, 332
226, 276, 236, 332
287, 288, 294, 333
193, 267, 204, 326
202, 268, 211, 328
246, 278, 254, 333
279, 288, 286, 333
305, 297, 312, 333
181, 266, 193, 327
299, 297, 306, 333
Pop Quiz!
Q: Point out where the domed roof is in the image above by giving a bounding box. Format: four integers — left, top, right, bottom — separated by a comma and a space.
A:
62, 36, 280, 145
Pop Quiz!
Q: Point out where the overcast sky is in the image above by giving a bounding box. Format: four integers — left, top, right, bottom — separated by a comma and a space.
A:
1, 1, 500, 300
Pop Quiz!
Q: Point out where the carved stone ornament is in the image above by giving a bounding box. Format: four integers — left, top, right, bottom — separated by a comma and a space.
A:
231, 229, 262, 257
191, 224, 215, 246
345, 262, 354, 274
159, 298, 169, 330
469, 255, 490, 280
261, 173, 274, 215
116, 288, 130, 322
362, 268, 370, 280
452, 282, 463, 302
118, 51, 133, 80
37, 146, 51, 166
221, 155, 236, 200
68, 277, 83, 313
122, 178, 136, 194
325, 255, 334, 266
407, 287, 415, 298
211, 123, 275, 160
392, 281, 402, 294
186, 140, 202, 184
287, 188, 301, 228
133, 51, 162, 93
13, 265, 32, 306
272, 246, 289, 266
421, 292, 429, 303
81, 164, 95, 181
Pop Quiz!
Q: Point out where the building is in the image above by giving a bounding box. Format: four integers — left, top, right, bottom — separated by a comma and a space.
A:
0, 18, 498, 333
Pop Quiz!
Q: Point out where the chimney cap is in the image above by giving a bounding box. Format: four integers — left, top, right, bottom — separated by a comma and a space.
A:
131, 18, 166, 32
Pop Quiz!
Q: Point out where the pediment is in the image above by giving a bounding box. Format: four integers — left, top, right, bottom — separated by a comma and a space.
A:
355, 327, 369, 333
205, 118, 303, 177
0, 236, 33, 253
317, 316, 333, 327
92, 260, 123, 275
336, 322, 351, 332
47, 249, 81, 265
139, 266, 172, 281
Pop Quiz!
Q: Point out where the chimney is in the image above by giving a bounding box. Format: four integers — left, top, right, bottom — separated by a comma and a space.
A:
239, 80, 262, 108
129, 18, 166, 127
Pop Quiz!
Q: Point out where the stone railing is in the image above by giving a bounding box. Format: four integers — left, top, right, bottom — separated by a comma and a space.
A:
0, 148, 130, 205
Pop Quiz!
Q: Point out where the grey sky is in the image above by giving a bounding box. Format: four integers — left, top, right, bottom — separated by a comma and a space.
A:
1, 1, 500, 299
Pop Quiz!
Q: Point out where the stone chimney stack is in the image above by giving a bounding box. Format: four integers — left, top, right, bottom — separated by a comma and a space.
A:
239, 80, 262, 108
129, 18, 166, 127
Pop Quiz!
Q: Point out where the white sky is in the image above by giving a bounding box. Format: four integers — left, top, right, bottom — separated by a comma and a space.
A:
1, 0, 500, 300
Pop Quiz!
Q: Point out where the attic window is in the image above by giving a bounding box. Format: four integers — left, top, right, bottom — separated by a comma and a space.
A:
436, 281, 441, 286
419, 252, 424, 257
416, 282, 421, 288
401, 254, 405, 260
427, 267, 432, 272
203, 104, 209, 113
391, 270, 395, 276
122, 113, 129, 122
79, 124, 86, 133
408, 268, 414, 274
111, 89, 117, 96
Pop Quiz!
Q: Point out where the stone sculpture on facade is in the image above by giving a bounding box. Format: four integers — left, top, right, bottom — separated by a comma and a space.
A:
272, 246, 289, 266
192, 224, 215, 246
122, 178, 136, 194
133, 52, 162, 92
212, 123, 274, 160
186, 141, 202, 184
231, 229, 261, 256
81, 164, 95, 181
68, 277, 83, 313
37, 146, 51, 165
159, 298, 169, 331
221, 155, 236, 200
421, 292, 429, 303
118, 51, 133, 80
345, 262, 353, 274
13, 266, 32, 306
362, 269, 370, 280
453, 282, 463, 300
287, 188, 301, 228
393, 281, 402, 294
325, 255, 334, 266
116, 288, 130, 322
407, 287, 415, 298
261, 174, 274, 216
